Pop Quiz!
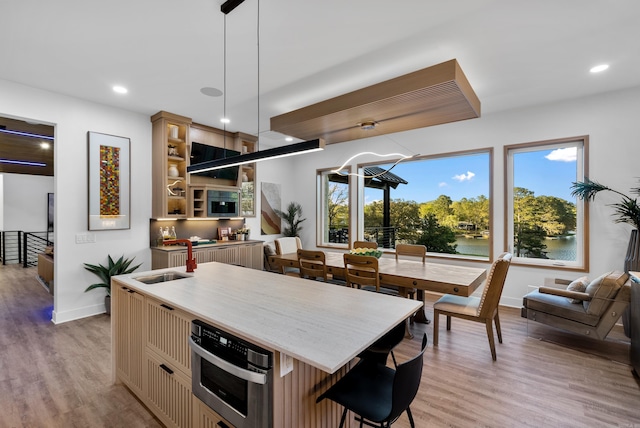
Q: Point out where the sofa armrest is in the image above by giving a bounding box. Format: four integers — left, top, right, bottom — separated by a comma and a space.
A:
539, 286, 591, 301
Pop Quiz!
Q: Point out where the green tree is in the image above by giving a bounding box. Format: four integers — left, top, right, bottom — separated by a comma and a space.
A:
327, 182, 349, 228
415, 213, 458, 254
513, 187, 547, 257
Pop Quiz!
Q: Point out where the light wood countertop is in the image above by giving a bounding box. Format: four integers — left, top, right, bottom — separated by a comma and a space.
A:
113, 262, 421, 374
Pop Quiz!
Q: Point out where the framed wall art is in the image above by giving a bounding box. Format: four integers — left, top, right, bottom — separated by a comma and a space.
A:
261, 182, 281, 235
88, 131, 131, 230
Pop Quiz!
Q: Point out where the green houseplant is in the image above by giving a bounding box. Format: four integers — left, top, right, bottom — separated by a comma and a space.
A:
275, 202, 306, 237
570, 178, 640, 229
84, 255, 142, 314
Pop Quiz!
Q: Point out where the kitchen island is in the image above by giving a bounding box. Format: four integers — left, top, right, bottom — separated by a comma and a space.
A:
112, 261, 421, 428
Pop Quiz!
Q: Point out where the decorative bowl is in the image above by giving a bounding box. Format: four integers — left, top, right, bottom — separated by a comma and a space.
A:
349, 248, 383, 258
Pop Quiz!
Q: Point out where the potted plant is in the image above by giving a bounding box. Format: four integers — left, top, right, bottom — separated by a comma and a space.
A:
571, 178, 640, 337
275, 202, 306, 237
84, 255, 142, 315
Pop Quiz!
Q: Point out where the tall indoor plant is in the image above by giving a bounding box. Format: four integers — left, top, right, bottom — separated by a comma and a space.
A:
275, 202, 306, 237
571, 178, 640, 336
84, 255, 141, 314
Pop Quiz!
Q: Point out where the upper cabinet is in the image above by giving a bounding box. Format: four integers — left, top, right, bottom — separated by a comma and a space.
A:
237, 133, 257, 217
151, 111, 192, 219
151, 111, 257, 219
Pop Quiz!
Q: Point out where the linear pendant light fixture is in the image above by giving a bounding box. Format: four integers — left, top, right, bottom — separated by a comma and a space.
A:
189, 0, 324, 175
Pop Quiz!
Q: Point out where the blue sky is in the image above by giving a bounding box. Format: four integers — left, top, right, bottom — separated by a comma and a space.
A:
364, 148, 576, 204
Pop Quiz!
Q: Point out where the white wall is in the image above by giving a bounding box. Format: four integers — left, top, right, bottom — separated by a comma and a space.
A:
0, 79, 152, 323
1, 174, 54, 231
274, 86, 640, 307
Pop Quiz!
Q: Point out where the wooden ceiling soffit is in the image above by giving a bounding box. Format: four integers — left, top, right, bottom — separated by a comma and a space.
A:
270, 59, 480, 145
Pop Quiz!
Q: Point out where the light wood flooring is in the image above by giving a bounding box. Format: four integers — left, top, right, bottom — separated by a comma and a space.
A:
1, 264, 639, 427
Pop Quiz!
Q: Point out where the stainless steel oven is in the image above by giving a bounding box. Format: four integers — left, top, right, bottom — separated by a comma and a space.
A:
189, 320, 273, 428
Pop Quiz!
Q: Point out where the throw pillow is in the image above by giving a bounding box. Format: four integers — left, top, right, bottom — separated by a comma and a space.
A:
565, 276, 589, 303
583, 271, 628, 315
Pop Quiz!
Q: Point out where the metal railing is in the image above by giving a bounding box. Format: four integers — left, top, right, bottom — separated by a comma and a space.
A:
23, 232, 53, 268
364, 226, 397, 249
1, 230, 23, 265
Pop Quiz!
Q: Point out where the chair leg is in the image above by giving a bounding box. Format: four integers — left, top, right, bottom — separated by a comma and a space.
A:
390, 350, 398, 368
446, 315, 451, 331
494, 311, 503, 344
338, 408, 347, 428
485, 319, 497, 361
433, 310, 439, 346
407, 406, 415, 428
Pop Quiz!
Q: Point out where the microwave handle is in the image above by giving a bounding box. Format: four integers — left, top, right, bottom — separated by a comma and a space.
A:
189, 337, 267, 385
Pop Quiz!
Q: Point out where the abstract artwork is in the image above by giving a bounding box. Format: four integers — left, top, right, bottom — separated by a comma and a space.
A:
261, 182, 281, 235
100, 145, 120, 216
88, 132, 130, 230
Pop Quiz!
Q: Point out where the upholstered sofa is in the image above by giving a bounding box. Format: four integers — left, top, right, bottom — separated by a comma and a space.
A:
521, 271, 631, 340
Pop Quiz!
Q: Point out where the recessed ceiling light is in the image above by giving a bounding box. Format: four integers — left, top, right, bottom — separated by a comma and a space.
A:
590, 64, 609, 73
113, 85, 128, 94
220, 118, 230, 124
285, 137, 293, 142
200, 87, 223, 97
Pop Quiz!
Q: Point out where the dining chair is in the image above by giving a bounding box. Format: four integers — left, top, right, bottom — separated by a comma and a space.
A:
297, 249, 330, 282
353, 240, 378, 249
343, 253, 380, 292
433, 252, 512, 361
274, 236, 302, 275
316, 333, 428, 428
358, 320, 406, 368
394, 244, 425, 317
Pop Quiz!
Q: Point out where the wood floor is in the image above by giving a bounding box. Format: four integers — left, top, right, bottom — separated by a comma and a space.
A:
1, 264, 639, 427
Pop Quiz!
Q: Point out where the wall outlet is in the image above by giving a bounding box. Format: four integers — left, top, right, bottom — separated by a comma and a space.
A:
75, 233, 96, 244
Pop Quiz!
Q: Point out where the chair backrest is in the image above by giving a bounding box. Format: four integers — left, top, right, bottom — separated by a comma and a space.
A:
297, 249, 328, 281
477, 252, 512, 318
275, 236, 302, 255
395, 244, 426, 262
353, 240, 378, 249
389, 333, 428, 424
343, 253, 380, 292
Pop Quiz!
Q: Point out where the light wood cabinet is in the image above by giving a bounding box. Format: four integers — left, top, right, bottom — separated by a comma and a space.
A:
146, 296, 193, 375
146, 349, 193, 428
151, 111, 192, 219
151, 241, 264, 271
193, 397, 234, 428
238, 134, 257, 217
114, 285, 146, 397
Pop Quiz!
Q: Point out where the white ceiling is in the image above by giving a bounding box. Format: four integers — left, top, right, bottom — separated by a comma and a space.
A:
2, 0, 639, 147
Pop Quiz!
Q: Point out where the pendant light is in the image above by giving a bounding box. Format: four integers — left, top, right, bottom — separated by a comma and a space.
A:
188, 0, 324, 176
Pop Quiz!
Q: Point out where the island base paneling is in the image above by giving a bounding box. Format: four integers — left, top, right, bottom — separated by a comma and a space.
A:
272, 352, 357, 428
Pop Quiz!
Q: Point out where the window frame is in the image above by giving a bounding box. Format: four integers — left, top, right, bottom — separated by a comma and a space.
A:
316, 166, 352, 249
504, 136, 589, 271
355, 148, 493, 262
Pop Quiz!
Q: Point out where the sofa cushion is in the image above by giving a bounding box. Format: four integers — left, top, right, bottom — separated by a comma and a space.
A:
523, 289, 600, 326
566, 276, 589, 303
583, 271, 628, 316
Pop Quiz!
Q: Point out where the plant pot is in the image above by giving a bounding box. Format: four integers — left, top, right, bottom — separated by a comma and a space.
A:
105, 295, 111, 315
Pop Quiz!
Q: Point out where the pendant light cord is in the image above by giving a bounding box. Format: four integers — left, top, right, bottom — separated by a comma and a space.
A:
223, 12, 227, 154
256, 0, 260, 142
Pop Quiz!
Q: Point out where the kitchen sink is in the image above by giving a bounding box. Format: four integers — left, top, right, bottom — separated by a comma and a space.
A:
134, 271, 191, 284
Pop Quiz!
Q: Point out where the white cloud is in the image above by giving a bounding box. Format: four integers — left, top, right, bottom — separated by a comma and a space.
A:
452, 171, 475, 182
438, 182, 448, 187
545, 147, 577, 162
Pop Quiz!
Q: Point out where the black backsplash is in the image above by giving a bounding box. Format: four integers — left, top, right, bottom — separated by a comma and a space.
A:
149, 218, 246, 246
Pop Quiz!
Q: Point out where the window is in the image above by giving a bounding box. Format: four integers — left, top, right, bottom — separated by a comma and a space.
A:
317, 167, 350, 248
357, 150, 492, 260
505, 136, 588, 270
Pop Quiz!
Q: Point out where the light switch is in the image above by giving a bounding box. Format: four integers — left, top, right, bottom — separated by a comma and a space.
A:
76, 233, 96, 244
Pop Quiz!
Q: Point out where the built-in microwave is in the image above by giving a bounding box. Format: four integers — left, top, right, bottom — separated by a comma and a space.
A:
207, 189, 239, 217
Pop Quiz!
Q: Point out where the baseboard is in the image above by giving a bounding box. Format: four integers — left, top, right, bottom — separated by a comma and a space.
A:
52, 303, 106, 324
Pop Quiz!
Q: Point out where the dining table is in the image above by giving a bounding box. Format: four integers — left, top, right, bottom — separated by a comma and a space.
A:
268, 251, 487, 324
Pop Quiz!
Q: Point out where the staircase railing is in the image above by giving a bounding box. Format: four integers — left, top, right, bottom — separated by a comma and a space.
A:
23, 232, 54, 268
1, 230, 23, 265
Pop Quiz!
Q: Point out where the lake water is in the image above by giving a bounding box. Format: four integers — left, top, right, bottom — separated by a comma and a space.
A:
455, 235, 577, 261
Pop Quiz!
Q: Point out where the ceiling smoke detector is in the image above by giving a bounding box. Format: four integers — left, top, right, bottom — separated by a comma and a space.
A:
359, 120, 378, 130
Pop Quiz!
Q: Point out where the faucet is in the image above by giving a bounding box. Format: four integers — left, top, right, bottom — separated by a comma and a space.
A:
163, 239, 197, 273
